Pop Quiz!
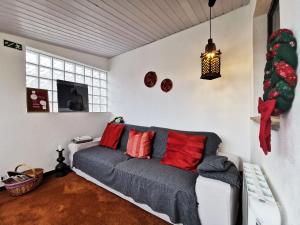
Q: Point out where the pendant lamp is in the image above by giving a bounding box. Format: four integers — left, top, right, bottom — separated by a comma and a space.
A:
200, 0, 221, 80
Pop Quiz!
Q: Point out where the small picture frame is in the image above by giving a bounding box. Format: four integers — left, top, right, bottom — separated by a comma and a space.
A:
268, 0, 280, 36
27, 88, 50, 112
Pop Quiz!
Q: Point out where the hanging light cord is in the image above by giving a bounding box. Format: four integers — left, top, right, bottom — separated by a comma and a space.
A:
209, 6, 211, 39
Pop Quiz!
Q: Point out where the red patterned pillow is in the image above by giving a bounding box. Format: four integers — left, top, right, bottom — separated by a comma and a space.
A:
99, 123, 125, 149
161, 131, 207, 171
126, 129, 155, 159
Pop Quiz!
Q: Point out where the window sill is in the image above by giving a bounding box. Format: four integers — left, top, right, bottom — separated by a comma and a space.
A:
250, 116, 280, 131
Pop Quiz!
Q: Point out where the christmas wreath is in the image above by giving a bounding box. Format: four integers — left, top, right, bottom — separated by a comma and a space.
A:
258, 29, 298, 155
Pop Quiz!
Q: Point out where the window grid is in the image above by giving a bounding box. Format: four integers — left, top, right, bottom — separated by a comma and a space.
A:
26, 49, 107, 112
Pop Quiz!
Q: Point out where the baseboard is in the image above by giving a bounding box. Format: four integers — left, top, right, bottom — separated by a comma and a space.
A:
0, 169, 56, 192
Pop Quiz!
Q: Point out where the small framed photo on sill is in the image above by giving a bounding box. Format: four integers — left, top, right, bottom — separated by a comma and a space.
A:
27, 88, 50, 112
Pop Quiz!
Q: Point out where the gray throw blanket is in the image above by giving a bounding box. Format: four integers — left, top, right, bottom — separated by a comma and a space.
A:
197, 155, 241, 188
73, 148, 201, 225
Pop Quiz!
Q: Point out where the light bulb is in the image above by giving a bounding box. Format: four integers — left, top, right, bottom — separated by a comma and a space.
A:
206, 52, 215, 58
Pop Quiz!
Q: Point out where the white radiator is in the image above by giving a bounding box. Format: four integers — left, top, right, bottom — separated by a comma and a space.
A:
242, 163, 281, 225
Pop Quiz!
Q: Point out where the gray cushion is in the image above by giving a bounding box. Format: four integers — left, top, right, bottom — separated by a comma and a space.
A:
73, 146, 130, 185
198, 155, 230, 172
150, 126, 222, 159
117, 124, 150, 151
197, 158, 242, 189
115, 158, 198, 191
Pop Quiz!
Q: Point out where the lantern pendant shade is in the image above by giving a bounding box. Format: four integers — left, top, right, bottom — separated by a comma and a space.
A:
200, 0, 222, 80
200, 38, 222, 80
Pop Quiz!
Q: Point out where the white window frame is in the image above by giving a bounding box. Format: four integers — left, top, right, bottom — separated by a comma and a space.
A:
25, 47, 108, 112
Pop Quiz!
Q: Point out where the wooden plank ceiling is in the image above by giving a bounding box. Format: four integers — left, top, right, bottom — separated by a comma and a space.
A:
0, 0, 250, 58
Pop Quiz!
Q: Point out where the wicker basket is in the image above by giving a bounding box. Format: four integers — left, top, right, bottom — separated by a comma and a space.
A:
4, 164, 44, 196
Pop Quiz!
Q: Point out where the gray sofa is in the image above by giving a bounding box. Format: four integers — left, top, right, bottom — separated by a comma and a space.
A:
70, 124, 239, 225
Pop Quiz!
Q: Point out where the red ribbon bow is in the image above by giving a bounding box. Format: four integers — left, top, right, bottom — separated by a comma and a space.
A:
258, 98, 276, 155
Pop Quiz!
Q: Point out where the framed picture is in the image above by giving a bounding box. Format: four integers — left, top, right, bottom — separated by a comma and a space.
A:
268, 0, 280, 36
27, 88, 50, 112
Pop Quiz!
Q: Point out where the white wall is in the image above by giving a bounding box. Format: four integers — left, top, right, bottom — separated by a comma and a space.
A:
0, 32, 111, 176
108, 5, 254, 161
251, 1, 300, 224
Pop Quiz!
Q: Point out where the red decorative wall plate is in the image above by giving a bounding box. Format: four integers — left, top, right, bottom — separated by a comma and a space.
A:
144, 71, 157, 88
161, 79, 173, 92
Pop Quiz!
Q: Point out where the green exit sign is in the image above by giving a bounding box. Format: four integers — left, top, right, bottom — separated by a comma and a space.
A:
4, 40, 22, 51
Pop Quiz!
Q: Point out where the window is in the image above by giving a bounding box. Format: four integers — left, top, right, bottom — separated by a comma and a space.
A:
25, 49, 108, 112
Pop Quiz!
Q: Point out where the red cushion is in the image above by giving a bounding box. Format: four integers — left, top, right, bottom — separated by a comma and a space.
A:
99, 123, 125, 149
126, 129, 155, 159
160, 131, 207, 171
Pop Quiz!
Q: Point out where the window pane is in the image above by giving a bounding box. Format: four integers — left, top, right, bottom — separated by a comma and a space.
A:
76, 65, 84, 75
101, 96, 107, 104
53, 103, 58, 112
89, 104, 92, 112
93, 104, 100, 112
53, 80, 57, 91
53, 70, 64, 80
48, 91, 52, 102
40, 67, 52, 79
93, 96, 100, 104
88, 95, 93, 104
76, 75, 84, 83
100, 105, 107, 112
101, 88, 107, 96
93, 70, 100, 79
26, 76, 38, 88
40, 55, 52, 67
88, 86, 92, 94
93, 87, 100, 96
100, 73, 106, 80
100, 80, 107, 88
93, 78, 100, 87
65, 72, 75, 82
85, 76, 92, 85
40, 79, 52, 90
26, 64, 38, 76
53, 91, 58, 102
65, 62, 75, 73
85, 68, 92, 76
53, 58, 64, 70
26, 51, 38, 64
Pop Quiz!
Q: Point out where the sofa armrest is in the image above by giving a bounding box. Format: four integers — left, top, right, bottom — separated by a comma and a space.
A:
195, 175, 239, 225
217, 151, 241, 171
68, 138, 100, 168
